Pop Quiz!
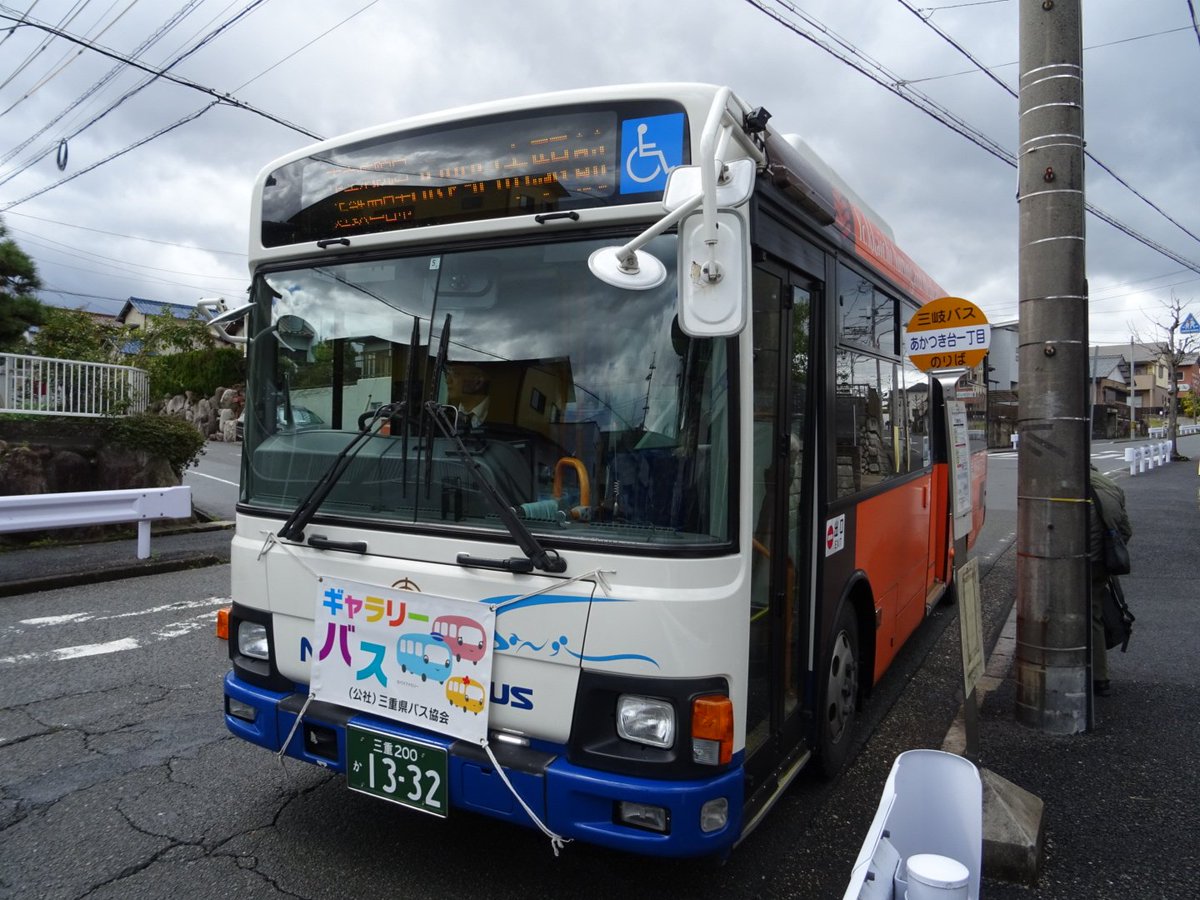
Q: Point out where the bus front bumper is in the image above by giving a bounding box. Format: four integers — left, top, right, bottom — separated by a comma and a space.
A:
224, 671, 743, 857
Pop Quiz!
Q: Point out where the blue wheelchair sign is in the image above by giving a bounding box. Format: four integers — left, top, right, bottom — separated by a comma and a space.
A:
619, 113, 685, 195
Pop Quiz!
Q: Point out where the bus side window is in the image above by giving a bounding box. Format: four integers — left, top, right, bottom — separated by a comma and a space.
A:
834, 350, 899, 497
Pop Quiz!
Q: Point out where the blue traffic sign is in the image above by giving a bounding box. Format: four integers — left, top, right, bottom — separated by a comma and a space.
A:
1181, 312, 1200, 334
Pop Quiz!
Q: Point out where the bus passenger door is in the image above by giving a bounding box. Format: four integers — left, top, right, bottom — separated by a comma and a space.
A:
745, 261, 817, 800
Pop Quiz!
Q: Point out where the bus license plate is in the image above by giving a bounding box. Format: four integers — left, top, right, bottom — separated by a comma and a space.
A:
345, 725, 448, 818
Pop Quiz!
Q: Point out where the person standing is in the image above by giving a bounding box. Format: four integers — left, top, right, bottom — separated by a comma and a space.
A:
1089, 466, 1133, 696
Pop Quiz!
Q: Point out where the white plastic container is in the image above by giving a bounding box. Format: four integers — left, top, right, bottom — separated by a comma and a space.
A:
905, 854, 970, 900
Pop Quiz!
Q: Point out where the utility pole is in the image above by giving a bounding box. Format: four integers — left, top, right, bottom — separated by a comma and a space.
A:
1015, 0, 1091, 733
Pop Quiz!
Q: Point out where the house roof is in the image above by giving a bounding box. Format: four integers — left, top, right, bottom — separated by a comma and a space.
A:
1089, 354, 1129, 382
115, 297, 197, 324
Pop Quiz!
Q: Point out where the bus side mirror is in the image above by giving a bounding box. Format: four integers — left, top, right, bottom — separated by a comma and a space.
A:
198, 297, 253, 346
677, 211, 749, 338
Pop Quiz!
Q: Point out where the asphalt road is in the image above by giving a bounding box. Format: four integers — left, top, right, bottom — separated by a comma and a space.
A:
0, 437, 1184, 898
182, 440, 240, 522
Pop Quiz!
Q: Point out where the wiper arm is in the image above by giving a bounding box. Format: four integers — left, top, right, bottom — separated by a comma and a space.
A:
424, 400, 567, 575
277, 403, 400, 543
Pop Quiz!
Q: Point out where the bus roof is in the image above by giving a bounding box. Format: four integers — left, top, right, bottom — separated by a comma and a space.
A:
248, 82, 944, 304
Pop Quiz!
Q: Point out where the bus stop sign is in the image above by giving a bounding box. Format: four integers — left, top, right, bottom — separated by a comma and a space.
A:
905, 296, 990, 372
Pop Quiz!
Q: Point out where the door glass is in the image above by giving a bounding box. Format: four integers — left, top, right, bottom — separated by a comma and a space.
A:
785, 283, 811, 719
747, 267, 783, 757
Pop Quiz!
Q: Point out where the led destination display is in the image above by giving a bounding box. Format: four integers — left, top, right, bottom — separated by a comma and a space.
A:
261, 101, 689, 247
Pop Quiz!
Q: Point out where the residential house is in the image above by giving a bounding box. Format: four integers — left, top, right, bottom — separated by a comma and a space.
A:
1088, 352, 1131, 438
116, 297, 202, 355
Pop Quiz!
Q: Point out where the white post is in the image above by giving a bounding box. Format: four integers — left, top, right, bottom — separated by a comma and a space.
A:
137, 520, 151, 559
1125, 447, 1136, 476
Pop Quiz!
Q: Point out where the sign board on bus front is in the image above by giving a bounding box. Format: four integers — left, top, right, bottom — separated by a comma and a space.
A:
905, 296, 990, 372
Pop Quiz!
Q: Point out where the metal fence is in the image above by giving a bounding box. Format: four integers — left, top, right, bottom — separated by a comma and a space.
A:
0, 352, 149, 417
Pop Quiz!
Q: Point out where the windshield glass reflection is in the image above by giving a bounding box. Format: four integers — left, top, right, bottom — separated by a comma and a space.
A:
241, 235, 732, 547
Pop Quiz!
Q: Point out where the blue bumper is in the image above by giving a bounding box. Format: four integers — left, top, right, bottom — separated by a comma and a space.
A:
224, 671, 743, 856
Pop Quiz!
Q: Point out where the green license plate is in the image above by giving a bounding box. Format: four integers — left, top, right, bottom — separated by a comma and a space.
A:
345, 724, 448, 818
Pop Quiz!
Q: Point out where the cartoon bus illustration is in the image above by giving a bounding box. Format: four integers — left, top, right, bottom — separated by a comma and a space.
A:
395, 632, 452, 683
445, 675, 486, 715
432, 614, 488, 664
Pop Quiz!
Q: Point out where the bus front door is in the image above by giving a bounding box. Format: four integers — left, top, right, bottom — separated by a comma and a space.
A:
744, 261, 817, 811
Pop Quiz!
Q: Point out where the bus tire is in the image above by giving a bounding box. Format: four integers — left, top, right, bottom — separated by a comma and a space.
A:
818, 602, 860, 778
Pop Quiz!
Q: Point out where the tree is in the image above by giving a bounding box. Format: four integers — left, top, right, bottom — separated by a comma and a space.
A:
0, 217, 45, 351
30, 306, 126, 362
1134, 292, 1197, 460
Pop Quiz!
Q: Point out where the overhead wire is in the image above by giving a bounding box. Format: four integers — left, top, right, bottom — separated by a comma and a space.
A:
0, 0, 89, 92
2, 0, 384, 215
0, 101, 218, 210
0, 1, 204, 164
4, 208, 244, 255
0, 0, 38, 50
744, 0, 1200, 277
893, 0, 1200, 250
8, 221, 247, 279
0, 3, 321, 191
904, 26, 1194, 85
0, 0, 140, 119
1188, 0, 1200, 50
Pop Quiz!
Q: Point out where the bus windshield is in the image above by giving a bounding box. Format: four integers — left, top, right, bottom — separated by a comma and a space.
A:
241, 234, 732, 547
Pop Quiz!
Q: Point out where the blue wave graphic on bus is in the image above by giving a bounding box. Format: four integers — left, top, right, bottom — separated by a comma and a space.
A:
485, 594, 658, 668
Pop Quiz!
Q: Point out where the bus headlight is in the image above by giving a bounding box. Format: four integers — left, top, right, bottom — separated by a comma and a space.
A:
616, 694, 675, 748
237, 622, 270, 660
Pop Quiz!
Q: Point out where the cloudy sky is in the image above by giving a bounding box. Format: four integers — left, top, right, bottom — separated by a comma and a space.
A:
1, 0, 1196, 346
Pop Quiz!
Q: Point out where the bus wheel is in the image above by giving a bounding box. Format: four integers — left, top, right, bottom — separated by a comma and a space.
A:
818, 604, 860, 777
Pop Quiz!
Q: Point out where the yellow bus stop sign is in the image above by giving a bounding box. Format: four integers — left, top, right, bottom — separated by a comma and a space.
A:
905, 296, 990, 372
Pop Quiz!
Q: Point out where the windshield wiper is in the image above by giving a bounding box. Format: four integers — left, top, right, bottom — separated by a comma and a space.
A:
276, 404, 400, 543
424, 401, 567, 575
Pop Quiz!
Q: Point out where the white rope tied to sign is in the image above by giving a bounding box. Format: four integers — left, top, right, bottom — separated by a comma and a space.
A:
276, 692, 317, 784
483, 741, 571, 856
258, 530, 322, 578
489, 568, 615, 612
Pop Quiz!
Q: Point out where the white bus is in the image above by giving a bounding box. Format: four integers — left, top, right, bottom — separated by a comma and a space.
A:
220, 82, 985, 857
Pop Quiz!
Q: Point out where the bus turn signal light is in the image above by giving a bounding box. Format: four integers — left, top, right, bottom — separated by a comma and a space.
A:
691, 695, 733, 766
216, 607, 230, 640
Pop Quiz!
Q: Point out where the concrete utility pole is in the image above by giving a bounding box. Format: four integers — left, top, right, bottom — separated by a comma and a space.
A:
1015, 0, 1091, 734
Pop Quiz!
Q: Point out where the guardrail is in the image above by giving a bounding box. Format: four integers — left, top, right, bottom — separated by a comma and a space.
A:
0, 352, 149, 417
0, 486, 191, 558
1125, 441, 1174, 476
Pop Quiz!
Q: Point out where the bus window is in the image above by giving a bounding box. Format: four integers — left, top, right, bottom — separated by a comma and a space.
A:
835, 351, 900, 496
837, 263, 897, 355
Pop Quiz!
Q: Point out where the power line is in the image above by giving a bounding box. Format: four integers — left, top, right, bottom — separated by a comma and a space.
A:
3, 208, 244, 255
904, 27, 1194, 85
0, 0, 207, 167
1189, 0, 1200, 50
0, 0, 88, 93
744, 0, 1200, 276
8, 222, 248, 279
1, 101, 219, 210
0, 0, 140, 119
917, 0, 1010, 13
0, 4, 321, 161
894, 0, 1200, 250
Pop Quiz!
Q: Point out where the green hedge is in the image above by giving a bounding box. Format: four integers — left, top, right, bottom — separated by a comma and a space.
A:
147, 347, 244, 398
104, 413, 206, 477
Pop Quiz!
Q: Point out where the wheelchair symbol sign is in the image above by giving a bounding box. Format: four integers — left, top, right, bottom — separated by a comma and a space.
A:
620, 113, 685, 195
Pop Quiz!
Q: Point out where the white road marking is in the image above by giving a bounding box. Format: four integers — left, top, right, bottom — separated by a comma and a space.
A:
20, 613, 93, 627
185, 470, 238, 487
1, 599, 231, 666
0, 637, 141, 666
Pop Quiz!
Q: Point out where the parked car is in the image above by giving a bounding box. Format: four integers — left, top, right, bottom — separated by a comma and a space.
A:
235, 406, 324, 441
